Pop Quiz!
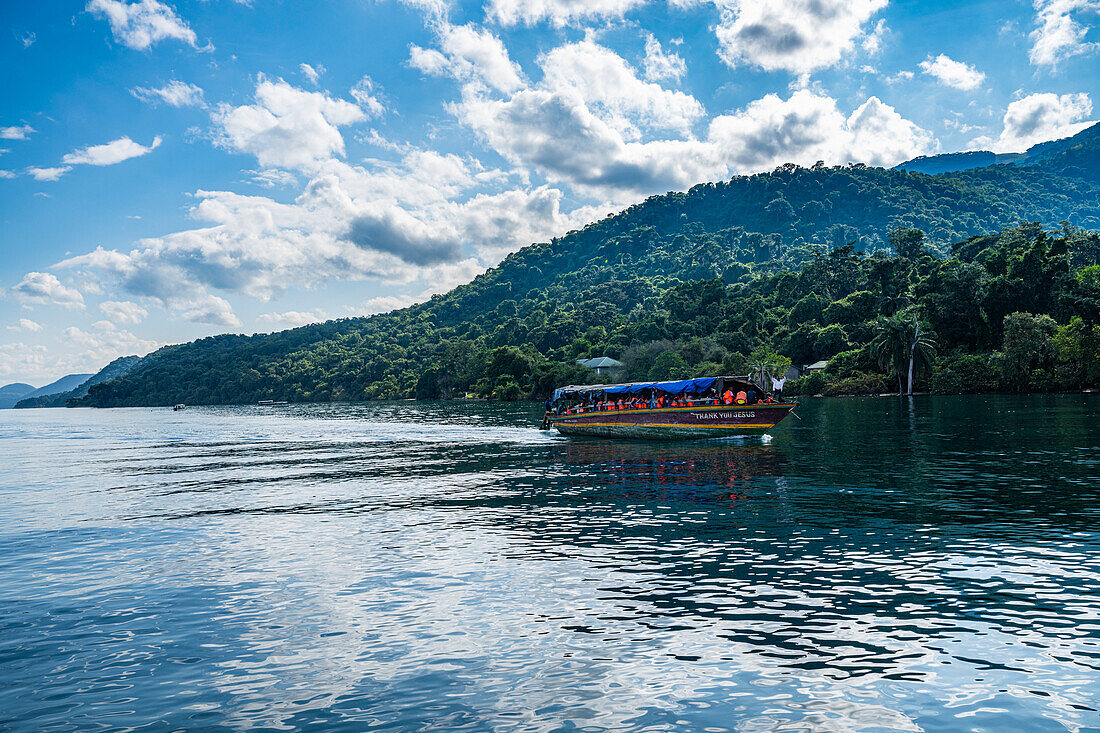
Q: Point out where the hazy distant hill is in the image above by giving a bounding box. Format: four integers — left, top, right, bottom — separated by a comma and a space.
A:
895, 122, 1100, 180
17, 374, 92, 403
76, 123, 1100, 407
14, 356, 141, 408
0, 383, 35, 410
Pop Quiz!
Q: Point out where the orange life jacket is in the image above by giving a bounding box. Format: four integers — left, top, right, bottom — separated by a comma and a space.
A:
722, 390, 734, 405
735, 390, 747, 405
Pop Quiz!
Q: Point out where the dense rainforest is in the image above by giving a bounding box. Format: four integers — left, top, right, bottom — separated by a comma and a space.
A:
77, 124, 1100, 407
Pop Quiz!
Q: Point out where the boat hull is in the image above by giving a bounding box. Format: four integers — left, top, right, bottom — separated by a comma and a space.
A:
549, 403, 796, 440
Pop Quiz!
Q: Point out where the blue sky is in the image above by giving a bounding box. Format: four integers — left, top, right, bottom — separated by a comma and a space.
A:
1, 0, 1097, 386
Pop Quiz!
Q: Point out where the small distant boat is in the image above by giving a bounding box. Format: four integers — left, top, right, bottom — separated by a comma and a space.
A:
257, 400, 288, 406
173, 404, 185, 411
543, 376, 796, 440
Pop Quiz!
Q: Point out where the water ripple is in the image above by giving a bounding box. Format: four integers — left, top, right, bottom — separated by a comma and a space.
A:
1, 395, 1098, 732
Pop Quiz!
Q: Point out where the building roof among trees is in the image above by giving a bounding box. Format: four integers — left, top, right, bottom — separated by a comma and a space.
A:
578, 357, 624, 369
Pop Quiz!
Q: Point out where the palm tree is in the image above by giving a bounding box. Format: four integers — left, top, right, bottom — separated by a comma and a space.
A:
905, 317, 936, 395
871, 316, 910, 394
877, 290, 911, 317
871, 314, 936, 394
748, 347, 791, 391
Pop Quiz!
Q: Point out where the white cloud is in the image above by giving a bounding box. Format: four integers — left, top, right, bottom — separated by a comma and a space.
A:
395, 0, 450, 20
0, 170, 17, 179
99, 300, 148, 324
0, 124, 35, 140
345, 208, 463, 265
21, 32, 36, 48
886, 70, 915, 83
642, 34, 687, 82
7, 318, 43, 333
448, 35, 933, 198
1029, 0, 1100, 67
538, 40, 703, 139
10, 272, 85, 309
257, 309, 329, 329
26, 137, 160, 182
485, 0, 645, 27
410, 23, 526, 93
86, 0, 202, 51
350, 295, 420, 316
27, 166, 72, 181
179, 293, 241, 327
62, 321, 161, 362
53, 145, 579, 326
419, 258, 487, 296
131, 80, 205, 107
842, 96, 938, 165
862, 18, 887, 55
0, 324, 158, 383
919, 54, 986, 91
944, 116, 980, 135
978, 91, 1094, 151
212, 77, 366, 170
0, 342, 52, 383
62, 136, 162, 166
350, 76, 386, 117
248, 168, 299, 188
707, 91, 935, 171
702, 0, 888, 75
300, 63, 325, 85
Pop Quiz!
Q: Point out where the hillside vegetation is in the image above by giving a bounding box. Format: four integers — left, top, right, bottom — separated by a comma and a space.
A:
78, 125, 1100, 406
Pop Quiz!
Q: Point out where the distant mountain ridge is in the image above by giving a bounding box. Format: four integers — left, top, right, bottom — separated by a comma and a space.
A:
895, 122, 1100, 179
14, 374, 92, 405
14, 356, 141, 408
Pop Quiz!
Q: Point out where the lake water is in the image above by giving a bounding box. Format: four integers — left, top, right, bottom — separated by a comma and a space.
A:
1, 396, 1098, 732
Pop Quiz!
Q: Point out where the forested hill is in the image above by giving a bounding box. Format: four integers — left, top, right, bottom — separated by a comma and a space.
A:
896, 122, 1100, 180
78, 126, 1100, 407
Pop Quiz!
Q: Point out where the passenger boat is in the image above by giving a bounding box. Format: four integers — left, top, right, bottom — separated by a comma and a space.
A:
542, 376, 796, 440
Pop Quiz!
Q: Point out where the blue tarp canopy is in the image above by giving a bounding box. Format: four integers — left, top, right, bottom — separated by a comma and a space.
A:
604, 377, 716, 394
553, 377, 717, 401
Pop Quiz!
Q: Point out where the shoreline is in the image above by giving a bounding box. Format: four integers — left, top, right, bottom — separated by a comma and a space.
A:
4, 388, 1100, 411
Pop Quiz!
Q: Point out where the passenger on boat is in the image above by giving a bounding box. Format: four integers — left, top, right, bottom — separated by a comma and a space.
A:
722, 389, 734, 404
746, 389, 757, 404
735, 390, 748, 405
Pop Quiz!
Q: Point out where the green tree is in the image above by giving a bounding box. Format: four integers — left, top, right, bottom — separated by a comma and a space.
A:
1001, 312, 1057, 391
889, 228, 925, 261
748, 346, 791, 387
649, 351, 690, 381
1052, 317, 1100, 386
493, 377, 524, 401
814, 324, 849, 359
871, 314, 936, 394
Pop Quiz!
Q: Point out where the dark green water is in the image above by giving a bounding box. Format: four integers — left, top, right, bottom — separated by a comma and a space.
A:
1, 395, 1098, 731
